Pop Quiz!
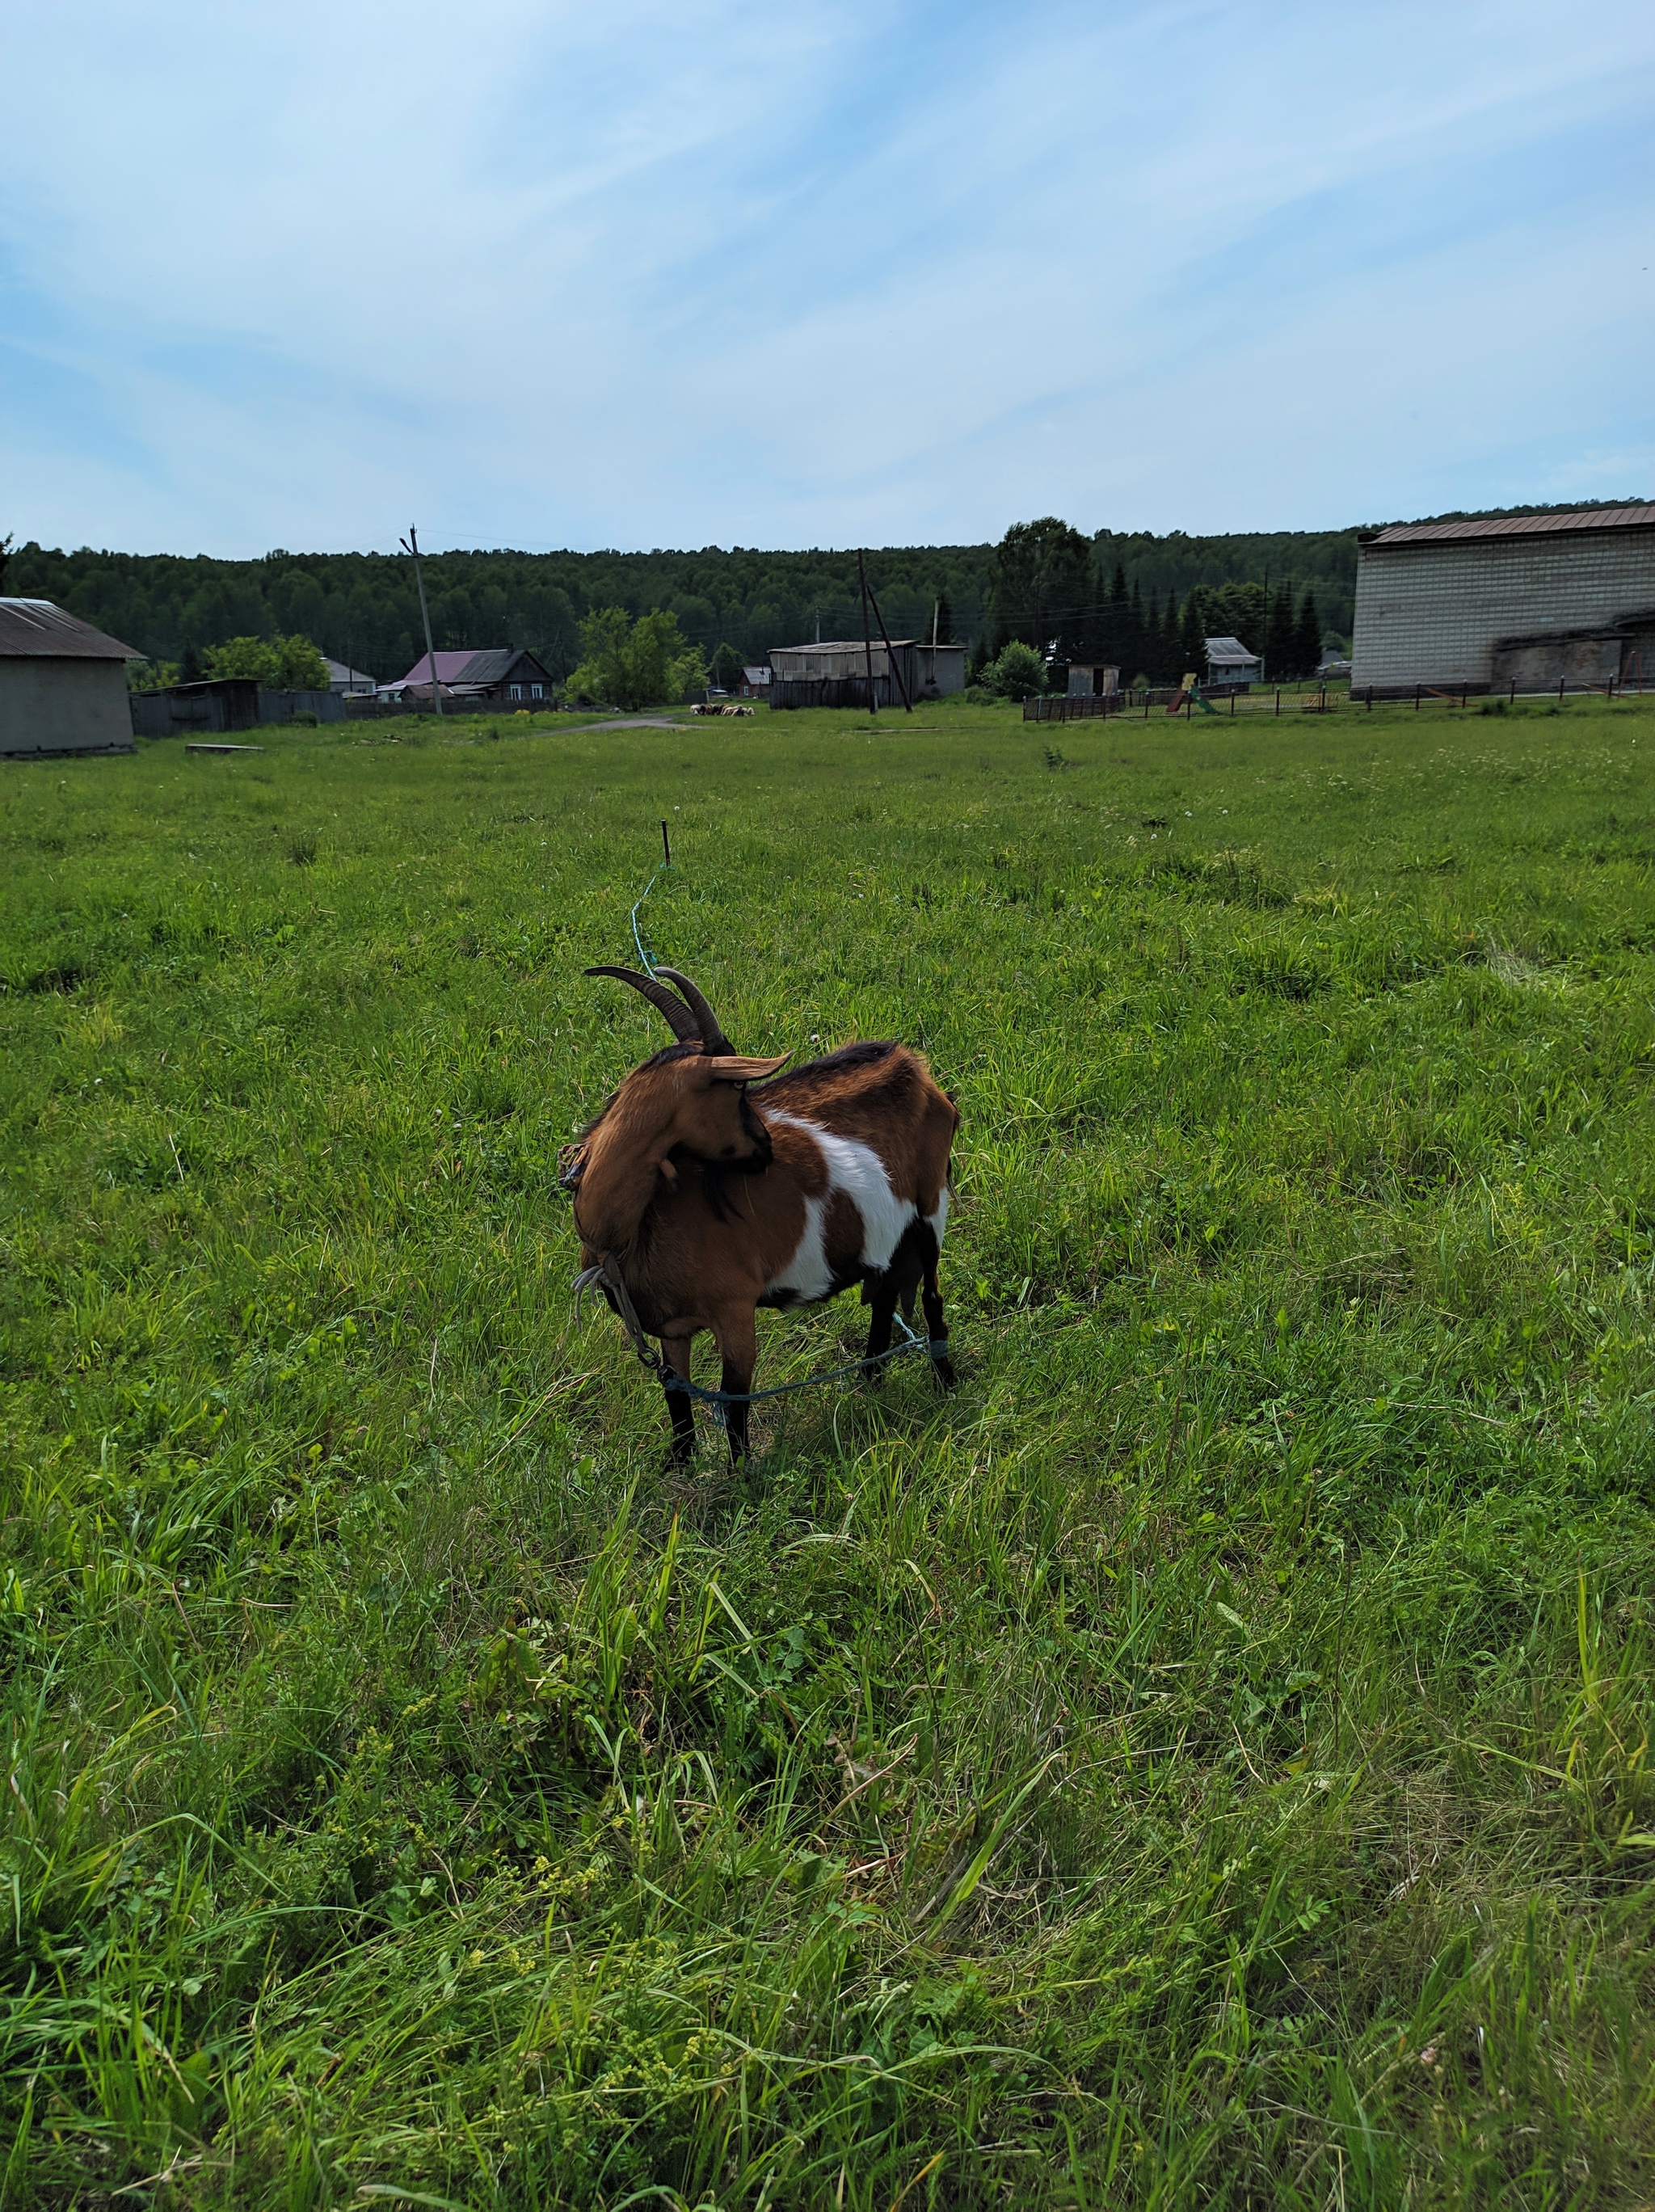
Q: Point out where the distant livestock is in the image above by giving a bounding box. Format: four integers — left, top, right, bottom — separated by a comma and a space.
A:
689, 702, 754, 716
566, 967, 957, 1462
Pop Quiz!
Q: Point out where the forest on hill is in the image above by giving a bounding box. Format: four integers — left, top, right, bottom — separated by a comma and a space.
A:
2, 500, 1637, 685
3, 529, 1360, 683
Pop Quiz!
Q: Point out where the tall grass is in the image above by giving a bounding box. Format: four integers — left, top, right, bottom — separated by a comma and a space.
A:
2, 697, 1653, 2206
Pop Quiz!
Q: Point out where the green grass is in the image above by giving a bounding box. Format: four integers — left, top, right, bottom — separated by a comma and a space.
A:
3, 695, 1655, 2208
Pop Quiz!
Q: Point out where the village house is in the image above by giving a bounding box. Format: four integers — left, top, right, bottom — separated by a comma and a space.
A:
1204, 634, 1261, 689
385, 647, 557, 706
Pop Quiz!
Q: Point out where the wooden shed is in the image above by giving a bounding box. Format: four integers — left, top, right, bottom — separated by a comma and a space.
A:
769, 638, 966, 710
0, 599, 140, 758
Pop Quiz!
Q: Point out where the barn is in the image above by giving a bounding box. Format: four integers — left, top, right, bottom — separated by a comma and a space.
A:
0, 599, 140, 758
769, 638, 966, 710
1350, 505, 1655, 697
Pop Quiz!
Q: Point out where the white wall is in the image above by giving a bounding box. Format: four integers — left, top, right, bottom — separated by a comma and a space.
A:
1351, 529, 1655, 689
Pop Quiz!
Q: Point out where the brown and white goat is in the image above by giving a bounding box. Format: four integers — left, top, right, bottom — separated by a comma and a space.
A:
566, 964, 958, 1461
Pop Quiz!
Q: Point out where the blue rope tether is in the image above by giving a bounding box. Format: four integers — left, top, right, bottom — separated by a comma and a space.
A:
629, 821, 674, 975
630, 863, 665, 976
659, 1311, 949, 1422
572, 1257, 949, 1426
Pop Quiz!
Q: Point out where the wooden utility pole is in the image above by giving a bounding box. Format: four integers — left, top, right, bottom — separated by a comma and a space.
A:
865, 568, 912, 711
858, 550, 878, 717
400, 526, 444, 716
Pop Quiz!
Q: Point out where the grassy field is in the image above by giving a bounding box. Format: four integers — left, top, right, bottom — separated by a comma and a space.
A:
3, 694, 1654, 2209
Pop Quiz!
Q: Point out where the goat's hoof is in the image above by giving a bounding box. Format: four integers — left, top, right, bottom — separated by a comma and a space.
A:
932, 1357, 958, 1390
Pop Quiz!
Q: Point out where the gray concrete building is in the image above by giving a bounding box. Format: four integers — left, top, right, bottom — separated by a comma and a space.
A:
1350, 505, 1655, 696
0, 599, 140, 757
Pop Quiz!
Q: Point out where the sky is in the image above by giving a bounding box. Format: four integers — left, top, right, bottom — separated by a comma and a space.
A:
4, 0, 1653, 558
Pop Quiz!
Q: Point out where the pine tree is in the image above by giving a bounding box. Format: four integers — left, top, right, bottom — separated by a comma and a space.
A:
1126, 579, 1146, 685
1294, 590, 1322, 678
933, 592, 954, 646
1265, 585, 1295, 681
1099, 564, 1128, 673
1160, 588, 1181, 682
1179, 591, 1207, 680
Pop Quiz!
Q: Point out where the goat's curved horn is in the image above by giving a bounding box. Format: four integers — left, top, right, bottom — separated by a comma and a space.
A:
652, 967, 735, 1055
584, 965, 699, 1043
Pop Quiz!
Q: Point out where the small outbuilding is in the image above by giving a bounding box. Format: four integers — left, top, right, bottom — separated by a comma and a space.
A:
324, 656, 378, 696
128, 679, 343, 738
1066, 661, 1119, 697
739, 665, 771, 699
1204, 635, 1261, 689
0, 598, 140, 757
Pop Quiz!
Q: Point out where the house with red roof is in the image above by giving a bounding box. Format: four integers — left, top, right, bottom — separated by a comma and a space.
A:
385, 646, 557, 706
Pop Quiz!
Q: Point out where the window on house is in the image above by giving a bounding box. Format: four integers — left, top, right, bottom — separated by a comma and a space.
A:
530, 683, 543, 698
509, 683, 523, 700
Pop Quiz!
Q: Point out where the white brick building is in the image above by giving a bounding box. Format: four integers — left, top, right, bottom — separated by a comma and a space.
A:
1350, 505, 1655, 696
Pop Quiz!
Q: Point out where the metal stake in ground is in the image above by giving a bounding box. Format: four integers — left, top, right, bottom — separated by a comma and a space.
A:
400, 526, 444, 718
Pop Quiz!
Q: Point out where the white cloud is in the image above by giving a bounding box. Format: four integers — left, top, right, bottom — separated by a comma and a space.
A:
3, 0, 1652, 552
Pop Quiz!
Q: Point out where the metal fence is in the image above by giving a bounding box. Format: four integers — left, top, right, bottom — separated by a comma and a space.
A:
1025, 675, 1649, 725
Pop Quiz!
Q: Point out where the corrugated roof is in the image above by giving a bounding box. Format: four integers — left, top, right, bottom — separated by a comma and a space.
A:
0, 597, 140, 660
389, 646, 549, 688
1205, 634, 1259, 661
773, 639, 959, 655
741, 666, 771, 683
1366, 504, 1655, 547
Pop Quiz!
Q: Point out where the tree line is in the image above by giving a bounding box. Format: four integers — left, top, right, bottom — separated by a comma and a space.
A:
981, 518, 1331, 684
6, 499, 1640, 687
2, 528, 1363, 684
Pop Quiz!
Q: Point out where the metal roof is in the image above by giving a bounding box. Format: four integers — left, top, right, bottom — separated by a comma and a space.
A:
773, 639, 962, 655
1205, 634, 1259, 662
0, 597, 140, 660
741, 666, 771, 684
1364, 504, 1655, 548
388, 646, 550, 688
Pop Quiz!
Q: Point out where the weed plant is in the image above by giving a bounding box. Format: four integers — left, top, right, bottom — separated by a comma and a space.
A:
2, 698, 1654, 2206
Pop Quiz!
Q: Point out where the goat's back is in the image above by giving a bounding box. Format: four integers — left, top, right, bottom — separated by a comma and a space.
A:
752, 1041, 956, 1209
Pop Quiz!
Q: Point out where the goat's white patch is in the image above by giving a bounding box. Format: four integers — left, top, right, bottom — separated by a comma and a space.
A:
764, 1112, 920, 1302
768, 1190, 833, 1302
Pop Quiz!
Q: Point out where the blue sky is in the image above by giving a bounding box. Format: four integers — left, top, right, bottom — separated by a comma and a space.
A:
4, 0, 1653, 556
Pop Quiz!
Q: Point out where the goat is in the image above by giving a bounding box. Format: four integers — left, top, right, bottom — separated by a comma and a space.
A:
566, 964, 958, 1461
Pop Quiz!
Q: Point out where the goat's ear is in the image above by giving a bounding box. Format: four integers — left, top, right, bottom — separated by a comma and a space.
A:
703, 1052, 790, 1084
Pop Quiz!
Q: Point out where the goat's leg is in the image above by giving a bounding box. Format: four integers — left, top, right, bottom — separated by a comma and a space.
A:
659, 1334, 697, 1464
712, 1308, 758, 1464
921, 1262, 956, 1389
862, 1278, 898, 1384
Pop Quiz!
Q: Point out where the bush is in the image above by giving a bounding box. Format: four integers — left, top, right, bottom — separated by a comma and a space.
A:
980, 641, 1046, 701
562, 609, 707, 712
204, 634, 331, 689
